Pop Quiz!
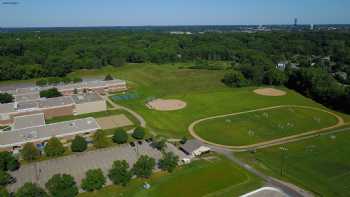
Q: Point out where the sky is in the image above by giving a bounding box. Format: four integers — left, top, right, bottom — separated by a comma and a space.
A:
0, 0, 349, 27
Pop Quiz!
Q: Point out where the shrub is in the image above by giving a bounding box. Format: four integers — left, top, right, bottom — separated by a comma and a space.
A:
112, 129, 128, 144
132, 127, 145, 140
0, 171, 10, 186
108, 160, 132, 186
0, 93, 13, 104
151, 138, 167, 151
70, 136, 87, 152
81, 169, 106, 192
45, 174, 78, 197
39, 88, 62, 98
222, 70, 249, 87
0, 186, 9, 197
16, 183, 48, 197
104, 74, 114, 81
21, 143, 40, 161
44, 137, 65, 157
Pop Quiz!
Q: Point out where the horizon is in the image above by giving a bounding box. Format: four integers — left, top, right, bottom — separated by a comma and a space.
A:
1, 0, 349, 28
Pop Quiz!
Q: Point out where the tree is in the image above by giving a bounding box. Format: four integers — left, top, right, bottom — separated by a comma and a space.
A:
81, 169, 106, 192
104, 74, 114, 81
93, 130, 109, 148
112, 128, 128, 144
39, 88, 62, 98
132, 155, 155, 179
16, 183, 48, 197
70, 136, 87, 152
0, 171, 10, 186
132, 127, 145, 140
222, 70, 249, 87
0, 186, 9, 197
263, 69, 287, 85
45, 174, 78, 197
158, 152, 179, 173
44, 137, 65, 157
21, 143, 40, 161
0, 93, 13, 104
0, 152, 19, 171
108, 160, 132, 186
151, 138, 167, 151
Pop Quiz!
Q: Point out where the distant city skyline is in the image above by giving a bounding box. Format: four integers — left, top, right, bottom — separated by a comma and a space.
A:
0, 0, 349, 27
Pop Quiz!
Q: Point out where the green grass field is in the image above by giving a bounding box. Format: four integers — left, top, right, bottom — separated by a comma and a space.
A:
70, 64, 349, 138
236, 128, 350, 197
194, 106, 339, 146
78, 155, 263, 197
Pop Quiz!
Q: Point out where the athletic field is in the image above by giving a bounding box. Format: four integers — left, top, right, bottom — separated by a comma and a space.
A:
194, 106, 339, 146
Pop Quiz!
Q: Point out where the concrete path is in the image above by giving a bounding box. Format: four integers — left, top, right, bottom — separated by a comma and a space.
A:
188, 105, 345, 151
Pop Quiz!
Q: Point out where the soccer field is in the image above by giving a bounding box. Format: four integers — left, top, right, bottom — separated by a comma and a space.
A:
236, 128, 350, 197
78, 155, 262, 197
194, 106, 339, 146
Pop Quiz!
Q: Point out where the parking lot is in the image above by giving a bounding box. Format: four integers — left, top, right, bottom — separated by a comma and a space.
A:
8, 142, 186, 192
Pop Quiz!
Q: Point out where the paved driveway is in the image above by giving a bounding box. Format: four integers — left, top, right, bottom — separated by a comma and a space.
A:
8, 142, 183, 192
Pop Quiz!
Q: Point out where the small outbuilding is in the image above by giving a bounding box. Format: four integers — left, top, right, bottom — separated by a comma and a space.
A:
180, 139, 210, 157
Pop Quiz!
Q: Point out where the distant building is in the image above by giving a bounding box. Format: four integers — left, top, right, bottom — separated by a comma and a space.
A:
310, 24, 314, 30
0, 93, 106, 126
294, 18, 298, 26
180, 139, 210, 157
276, 61, 288, 71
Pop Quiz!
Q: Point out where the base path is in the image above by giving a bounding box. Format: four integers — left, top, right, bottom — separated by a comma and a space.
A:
188, 105, 345, 151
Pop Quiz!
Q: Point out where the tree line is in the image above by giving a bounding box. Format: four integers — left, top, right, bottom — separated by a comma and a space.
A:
0, 31, 349, 80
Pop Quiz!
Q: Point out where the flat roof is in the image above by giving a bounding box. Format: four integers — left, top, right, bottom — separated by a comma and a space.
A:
71, 93, 103, 104
56, 79, 126, 91
14, 93, 40, 102
12, 113, 45, 131
0, 117, 100, 148
0, 103, 15, 114
16, 101, 39, 111
38, 96, 74, 108
180, 139, 204, 153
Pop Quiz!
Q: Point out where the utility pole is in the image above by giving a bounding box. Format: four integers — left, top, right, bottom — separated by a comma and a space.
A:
279, 147, 288, 177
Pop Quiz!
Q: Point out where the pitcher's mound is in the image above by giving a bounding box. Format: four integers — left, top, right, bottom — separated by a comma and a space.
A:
254, 88, 286, 96
146, 99, 187, 111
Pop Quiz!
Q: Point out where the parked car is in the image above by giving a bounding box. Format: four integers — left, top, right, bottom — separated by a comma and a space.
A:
138, 141, 143, 145
8, 176, 16, 184
129, 142, 135, 147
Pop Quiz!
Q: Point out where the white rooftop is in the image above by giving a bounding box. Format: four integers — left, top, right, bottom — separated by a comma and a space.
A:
0, 117, 100, 148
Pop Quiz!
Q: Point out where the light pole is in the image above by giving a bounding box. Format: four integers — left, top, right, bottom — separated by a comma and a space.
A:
279, 147, 288, 177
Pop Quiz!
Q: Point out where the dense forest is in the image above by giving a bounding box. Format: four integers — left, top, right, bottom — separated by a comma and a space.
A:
0, 31, 349, 113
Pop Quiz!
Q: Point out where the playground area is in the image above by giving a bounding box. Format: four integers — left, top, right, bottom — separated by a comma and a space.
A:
110, 92, 139, 101
96, 114, 134, 130
146, 99, 187, 111
254, 88, 287, 96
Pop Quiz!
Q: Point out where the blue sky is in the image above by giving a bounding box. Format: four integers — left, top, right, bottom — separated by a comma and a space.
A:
0, 0, 349, 27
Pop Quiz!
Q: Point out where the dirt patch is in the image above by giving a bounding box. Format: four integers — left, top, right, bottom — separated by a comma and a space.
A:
146, 99, 187, 111
254, 88, 287, 96
96, 115, 133, 130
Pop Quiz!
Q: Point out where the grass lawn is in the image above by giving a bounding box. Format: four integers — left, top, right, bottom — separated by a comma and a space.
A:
194, 106, 339, 146
236, 128, 350, 197
78, 155, 263, 197
70, 64, 350, 138
46, 109, 140, 126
